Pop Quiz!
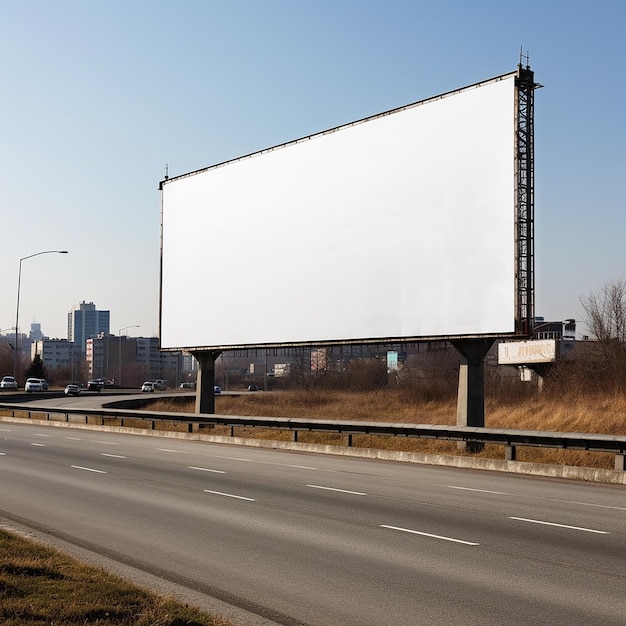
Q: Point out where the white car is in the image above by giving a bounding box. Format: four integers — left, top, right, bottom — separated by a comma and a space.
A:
141, 381, 156, 392
64, 384, 81, 396
0, 376, 18, 390
25, 378, 44, 392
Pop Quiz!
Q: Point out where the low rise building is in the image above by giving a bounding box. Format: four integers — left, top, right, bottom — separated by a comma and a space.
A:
31, 338, 82, 376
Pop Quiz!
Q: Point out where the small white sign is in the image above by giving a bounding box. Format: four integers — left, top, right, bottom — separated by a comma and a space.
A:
498, 339, 556, 365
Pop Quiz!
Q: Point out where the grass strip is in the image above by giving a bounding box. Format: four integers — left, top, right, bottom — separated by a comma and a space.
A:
0, 529, 233, 626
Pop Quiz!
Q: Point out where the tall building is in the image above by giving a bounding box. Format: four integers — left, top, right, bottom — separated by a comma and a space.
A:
68, 301, 110, 354
29, 323, 43, 342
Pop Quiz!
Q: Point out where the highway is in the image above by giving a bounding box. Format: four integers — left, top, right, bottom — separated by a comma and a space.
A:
1, 419, 625, 625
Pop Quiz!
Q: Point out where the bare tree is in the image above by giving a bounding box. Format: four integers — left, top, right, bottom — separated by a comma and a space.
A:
580, 276, 626, 391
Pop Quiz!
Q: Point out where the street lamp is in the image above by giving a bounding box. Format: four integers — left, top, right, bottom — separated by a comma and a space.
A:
14, 250, 68, 380
118, 325, 139, 388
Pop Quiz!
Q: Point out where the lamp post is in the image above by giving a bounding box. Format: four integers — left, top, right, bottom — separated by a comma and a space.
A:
118, 325, 139, 388
0, 329, 15, 362
14, 251, 68, 380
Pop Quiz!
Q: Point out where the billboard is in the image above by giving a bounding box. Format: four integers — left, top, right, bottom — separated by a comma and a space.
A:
160, 71, 519, 351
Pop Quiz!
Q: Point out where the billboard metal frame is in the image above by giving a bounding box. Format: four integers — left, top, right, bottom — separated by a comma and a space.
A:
514, 64, 539, 336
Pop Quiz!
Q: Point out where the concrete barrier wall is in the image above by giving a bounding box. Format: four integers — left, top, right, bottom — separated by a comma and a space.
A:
3, 415, 624, 486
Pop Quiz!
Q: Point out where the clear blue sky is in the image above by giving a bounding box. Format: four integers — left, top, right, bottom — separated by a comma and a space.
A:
1, 0, 624, 340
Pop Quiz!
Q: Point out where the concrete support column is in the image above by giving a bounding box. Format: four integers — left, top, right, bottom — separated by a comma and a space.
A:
191, 350, 222, 414
451, 338, 495, 453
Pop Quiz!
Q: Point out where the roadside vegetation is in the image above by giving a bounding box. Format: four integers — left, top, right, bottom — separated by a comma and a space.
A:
0, 529, 232, 626
144, 378, 625, 470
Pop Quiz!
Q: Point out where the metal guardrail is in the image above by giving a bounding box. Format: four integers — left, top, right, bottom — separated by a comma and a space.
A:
1, 402, 625, 471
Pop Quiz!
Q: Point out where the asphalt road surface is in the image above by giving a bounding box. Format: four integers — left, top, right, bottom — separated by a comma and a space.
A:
1, 420, 625, 625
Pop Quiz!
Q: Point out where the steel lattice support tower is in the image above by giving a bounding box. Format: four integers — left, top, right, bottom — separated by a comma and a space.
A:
515, 63, 540, 336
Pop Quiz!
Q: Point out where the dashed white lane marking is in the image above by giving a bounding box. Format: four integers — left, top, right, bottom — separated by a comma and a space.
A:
65, 437, 81, 440
34, 433, 51, 437
449, 485, 626, 511
157, 448, 185, 453
189, 466, 226, 474
307, 484, 367, 496
31, 443, 45, 447
89, 440, 119, 445
71, 465, 107, 474
381, 525, 480, 546
203, 489, 255, 501
101, 453, 126, 459
509, 517, 609, 534
448, 486, 508, 495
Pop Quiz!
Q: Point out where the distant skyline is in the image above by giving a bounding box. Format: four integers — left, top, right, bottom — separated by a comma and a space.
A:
2, 1, 624, 340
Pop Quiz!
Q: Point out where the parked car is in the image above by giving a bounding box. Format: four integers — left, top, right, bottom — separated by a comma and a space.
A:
141, 381, 156, 392
0, 376, 18, 390
214, 385, 221, 394
25, 378, 43, 392
64, 384, 81, 396
247, 385, 259, 391
180, 382, 196, 389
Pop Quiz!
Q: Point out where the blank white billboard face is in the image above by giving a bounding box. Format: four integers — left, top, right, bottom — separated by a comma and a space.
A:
161, 73, 517, 350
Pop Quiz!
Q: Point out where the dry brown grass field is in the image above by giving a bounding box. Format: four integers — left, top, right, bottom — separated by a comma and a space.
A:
146, 388, 626, 470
